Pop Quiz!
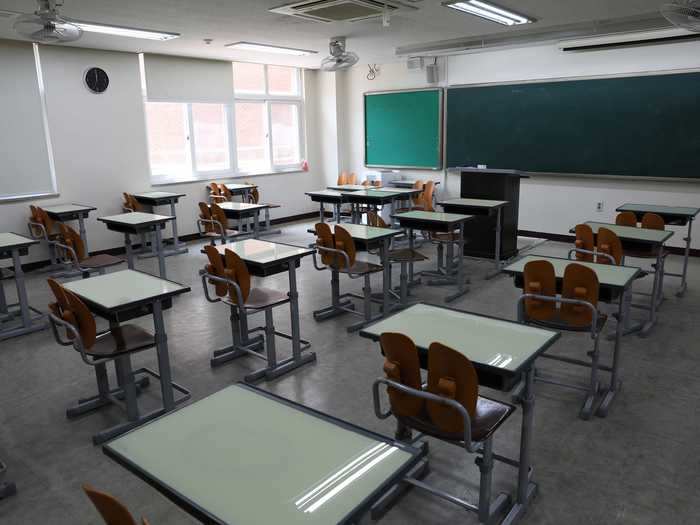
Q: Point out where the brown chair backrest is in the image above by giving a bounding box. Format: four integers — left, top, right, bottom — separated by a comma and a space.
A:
641, 212, 665, 230
203, 245, 229, 298
210, 203, 228, 234
361, 180, 370, 187
523, 260, 557, 322
422, 181, 435, 212
30, 205, 54, 238
597, 227, 623, 265
122, 193, 142, 212
367, 211, 388, 228
58, 223, 87, 262
333, 226, 356, 269
198, 202, 215, 234
379, 333, 424, 418
337, 171, 348, 185
371, 180, 382, 187
220, 185, 233, 200
615, 211, 638, 227
574, 224, 595, 263
412, 180, 424, 206
347, 172, 357, 185
249, 187, 260, 204
47, 278, 97, 349
83, 485, 139, 525
209, 182, 221, 196
314, 223, 336, 267
426, 342, 479, 434
561, 263, 599, 328
223, 249, 251, 304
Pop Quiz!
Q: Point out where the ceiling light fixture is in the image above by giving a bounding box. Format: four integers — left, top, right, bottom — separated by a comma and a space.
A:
442, 0, 534, 26
225, 41, 317, 56
74, 21, 180, 40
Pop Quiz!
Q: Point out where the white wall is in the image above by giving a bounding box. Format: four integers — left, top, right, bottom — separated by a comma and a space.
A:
336, 41, 700, 248
0, 44, 325, 263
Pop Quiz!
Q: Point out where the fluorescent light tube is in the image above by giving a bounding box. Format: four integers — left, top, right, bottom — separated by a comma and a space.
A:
74, 22, 180, 41
443, 0, 533, 26
226, 41, 317, 56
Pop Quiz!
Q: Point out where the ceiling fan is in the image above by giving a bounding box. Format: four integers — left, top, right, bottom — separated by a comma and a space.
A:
320, 37, 360, 71
6, 0, 180, 43
661, 0, 700, 32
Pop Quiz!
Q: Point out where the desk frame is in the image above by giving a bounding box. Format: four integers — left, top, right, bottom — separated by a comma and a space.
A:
306, 190, 345, 223
133, 193, 189, 257
43, 204, 97, 253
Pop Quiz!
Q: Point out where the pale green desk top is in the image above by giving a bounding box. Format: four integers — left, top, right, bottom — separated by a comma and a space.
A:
43, 203, 97, 214
360, 303, 559, 375
306, 189, 345, 198
327, 184, 370, 191
104, 384, 419, 525
133, 191, 185, 199
393, 211, 474, 224
582, 222, 674, 244
64, 270, 189, 311
438, 198, 508, 209
381, 187, 422, 195
213, 239, 313, 267
340, 189, 402, 198
223, 183, 256, 190
99, 212, 174, 226
336, 223, 401, 242
0, 233, 37, 251
504, 255, 641, 289
216, 202, 268, 211
616, 203, 700, 218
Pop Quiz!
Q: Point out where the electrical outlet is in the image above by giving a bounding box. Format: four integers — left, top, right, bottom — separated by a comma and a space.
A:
596, 202, 604, 212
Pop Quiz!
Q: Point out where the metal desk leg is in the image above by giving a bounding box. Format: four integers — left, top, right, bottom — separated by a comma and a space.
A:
677, 218, 692, 297
319, 203, 325, 223
168, 201, 188, 254
598, 287, 626, 417
78, 214, 89, 254
641, 248, 663, 337
446, 224, 468, 303
0, 249, 46, 340
13, 249, 31, 328
152, 301, 175, 411
0, 280, 7, 318
253, 211, 260, 239
154, 227, 167, 279
486, 207, 503, 280
334, 203, 341, 223
124, 233, 135, 270
381, 238, 390, 316
502, 367, 537, 525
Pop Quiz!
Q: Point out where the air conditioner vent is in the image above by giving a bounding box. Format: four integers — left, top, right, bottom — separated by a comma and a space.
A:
270, 0, 416, 23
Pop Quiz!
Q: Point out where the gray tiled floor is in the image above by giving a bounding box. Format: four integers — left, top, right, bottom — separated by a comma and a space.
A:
1, 221, 699, 524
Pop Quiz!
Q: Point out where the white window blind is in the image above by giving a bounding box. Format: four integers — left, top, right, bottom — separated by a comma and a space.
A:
142, 54, 234, 102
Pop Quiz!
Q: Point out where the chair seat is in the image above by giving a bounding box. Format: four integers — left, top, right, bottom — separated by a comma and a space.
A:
84, 325, 155, 358
81, 254, 125, 269
526, 312, 608, 333
388, 248, 428, 263
225, 287, 289, 310
399, 395, 516, 443
203, 229, 238, 238
337, 260, 384, 275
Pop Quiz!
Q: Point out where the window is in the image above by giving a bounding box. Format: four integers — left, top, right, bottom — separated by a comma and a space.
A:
145, 102, 191, 178
192, 103, 230, 172
233, 63, 304, 174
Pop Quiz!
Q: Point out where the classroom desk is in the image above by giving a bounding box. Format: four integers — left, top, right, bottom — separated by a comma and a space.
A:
64, 270, 191, 443
132, 192, 188, 256
223, 182, 257, 201
359, 303, 560, 525
206, 240, 316, 382
43, 204, 97, 252
392, 211, 474, 302
439, 198, 509, 279
0, 458, 16, 500
213, 202, 268, 238
0, 233, 46, 341
571, 221, 674, 336
341, 189, 421, 224
305, 189, 346, 223
98, 212, 174, 279
616, 203, 700, 297
389, 180, 441, 189
326, 183, 370, 192
104, 383, 423, 525
504, 255, 642, 417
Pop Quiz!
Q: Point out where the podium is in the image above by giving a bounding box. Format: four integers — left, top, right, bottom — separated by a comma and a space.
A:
456, 168, 528, 259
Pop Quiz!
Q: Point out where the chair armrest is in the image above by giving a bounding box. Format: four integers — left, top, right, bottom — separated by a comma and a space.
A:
27, 220, 48, 241
52, 241, 81, 270
48, 312, 108, 366
517, 293, 600, 338
199, 270, 245, 307
567, 247, 615, 265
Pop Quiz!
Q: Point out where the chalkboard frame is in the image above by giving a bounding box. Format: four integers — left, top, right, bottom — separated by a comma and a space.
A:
445, 68, 700, 183
364, 87, 444, 171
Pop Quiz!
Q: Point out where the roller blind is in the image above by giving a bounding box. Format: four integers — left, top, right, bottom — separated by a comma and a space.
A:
142, 53, 234, 102
0, 39, 55, 201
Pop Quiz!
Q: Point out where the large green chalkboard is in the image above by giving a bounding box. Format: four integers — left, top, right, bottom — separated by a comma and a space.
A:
446, 72, 700, 179
365, 89, 442, 169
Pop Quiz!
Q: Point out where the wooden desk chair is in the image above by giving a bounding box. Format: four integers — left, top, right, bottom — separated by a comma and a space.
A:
312, 223, 384, 332
209, 182, 227, 203
47, 278, 188, 444
347, 172, 358, 185
122, 193, 143, 213
27, 205, 63, 270
569, 224, 618, 265
573, 224, 595, 262
372, 333, 515, 524
518, 260, 606, 419
197, 202, 238, 245
396, 180, 425, 214
246, 186, 281, 235
83, 485, 150, 525
201, 246, 308, 369
54, 224, 124, 278
337, 171, 349, 185
615, 211, 638, 227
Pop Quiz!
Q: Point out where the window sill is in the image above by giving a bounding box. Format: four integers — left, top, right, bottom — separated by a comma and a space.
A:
151, 167, 306, 187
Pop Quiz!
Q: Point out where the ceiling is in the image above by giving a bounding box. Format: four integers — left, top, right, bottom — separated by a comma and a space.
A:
0, 0, 671, 67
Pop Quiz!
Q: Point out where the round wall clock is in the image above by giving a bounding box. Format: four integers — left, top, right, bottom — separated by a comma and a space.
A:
84, 67, 109, 94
